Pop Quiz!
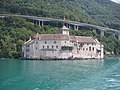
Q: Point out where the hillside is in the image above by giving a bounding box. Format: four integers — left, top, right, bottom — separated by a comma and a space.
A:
0, 0, 120, 29
0, 17, 120, 58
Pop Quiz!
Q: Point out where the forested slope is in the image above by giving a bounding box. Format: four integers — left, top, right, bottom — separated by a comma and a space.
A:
0, 17, 120, 58
0, 0, 120, 29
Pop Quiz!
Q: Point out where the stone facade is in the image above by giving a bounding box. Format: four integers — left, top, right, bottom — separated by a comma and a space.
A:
22, 26, 104, 60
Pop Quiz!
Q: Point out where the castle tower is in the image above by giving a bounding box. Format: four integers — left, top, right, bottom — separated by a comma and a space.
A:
61, 25, 69, 36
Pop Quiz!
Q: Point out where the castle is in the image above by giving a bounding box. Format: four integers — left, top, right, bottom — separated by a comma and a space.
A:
22, 26, 104, 60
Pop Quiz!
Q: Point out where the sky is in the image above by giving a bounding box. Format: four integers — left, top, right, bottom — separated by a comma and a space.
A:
111, 0, 120, 3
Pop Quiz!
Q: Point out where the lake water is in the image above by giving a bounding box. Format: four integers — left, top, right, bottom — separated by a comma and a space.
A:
0, 57, 120, 90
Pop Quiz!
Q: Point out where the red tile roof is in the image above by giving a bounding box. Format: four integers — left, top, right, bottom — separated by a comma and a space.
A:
75, 36, 96, 43
39, 34, 69, 40
34, 33, 96, 43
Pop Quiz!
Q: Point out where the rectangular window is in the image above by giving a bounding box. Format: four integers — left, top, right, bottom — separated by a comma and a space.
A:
47, 46, 49, 49
26, 49, 29, 52
56, 46, 58, 49
54, 41, 56, 44
36, 42, 38, 44
89, 47, 91, 51
93, 47, 94, 51
45, 41, 47, 44
52, 46, 54, 49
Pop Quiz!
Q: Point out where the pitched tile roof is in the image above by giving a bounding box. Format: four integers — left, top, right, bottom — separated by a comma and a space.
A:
75, 36, 96, 43
39, 34, 69, 40
34, 33, 96, 43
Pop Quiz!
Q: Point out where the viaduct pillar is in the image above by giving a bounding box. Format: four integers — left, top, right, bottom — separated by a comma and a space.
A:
100, 30, 104, 36
118, 33, 120, 40
74, 25, 79, 30
38, 20, 44, 26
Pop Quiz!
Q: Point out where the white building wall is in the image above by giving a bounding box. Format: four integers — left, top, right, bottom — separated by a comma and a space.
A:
62, 30, 69, 36
95, 44, 104, 59
33, 39, 40, 59
78, 43, 96, 58
40, 50, 59, 59
61, 40, 73, 47
22, 38, 104, 59
71, 42, 104, 59
39, 40, 61, 50
22, 43, 35, 59
38, 40, 61, 59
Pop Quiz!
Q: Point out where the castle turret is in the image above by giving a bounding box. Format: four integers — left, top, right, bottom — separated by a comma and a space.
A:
61, 25, 69, 36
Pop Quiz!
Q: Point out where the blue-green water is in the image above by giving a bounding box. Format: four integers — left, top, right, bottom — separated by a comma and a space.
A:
0, 57, 120, 90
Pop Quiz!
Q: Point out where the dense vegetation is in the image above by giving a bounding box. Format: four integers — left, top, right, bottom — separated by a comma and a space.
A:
0, 17, 59, 58
0, 0, 120, 30
0, 17, 120, 58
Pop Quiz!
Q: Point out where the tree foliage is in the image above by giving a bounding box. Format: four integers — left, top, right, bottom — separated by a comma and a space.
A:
0, 0, 120, 30
0, 17, 59, 58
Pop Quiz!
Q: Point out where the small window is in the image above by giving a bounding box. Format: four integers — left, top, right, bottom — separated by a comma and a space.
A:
52, 46, 54, 49
26, 49, 29, 52
65, 41, 66, 43
83, 48, 85, 50
45, 41, 47, 44
89, 47, 91, 51
43, 46, 44, 49
56, 46, 58, 49
87, 44, 89, 45
36, 42, 38, 44
79, 48, 80, 50
86, 48, 88, 50
54, 41, 56, 44
80, 44, 84, 46
93, 47, 94, 51
36, 47, 38, 49
47, 46, 49, 49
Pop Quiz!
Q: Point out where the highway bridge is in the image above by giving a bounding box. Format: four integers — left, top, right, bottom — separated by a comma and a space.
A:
0, 14, 120, 40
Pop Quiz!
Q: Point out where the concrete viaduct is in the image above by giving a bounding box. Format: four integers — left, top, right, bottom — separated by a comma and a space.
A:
0, 14, 120, 40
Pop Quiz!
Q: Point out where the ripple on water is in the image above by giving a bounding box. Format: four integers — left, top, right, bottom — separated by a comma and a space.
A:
33, 88, 39, 90
0, 57, 120, 90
